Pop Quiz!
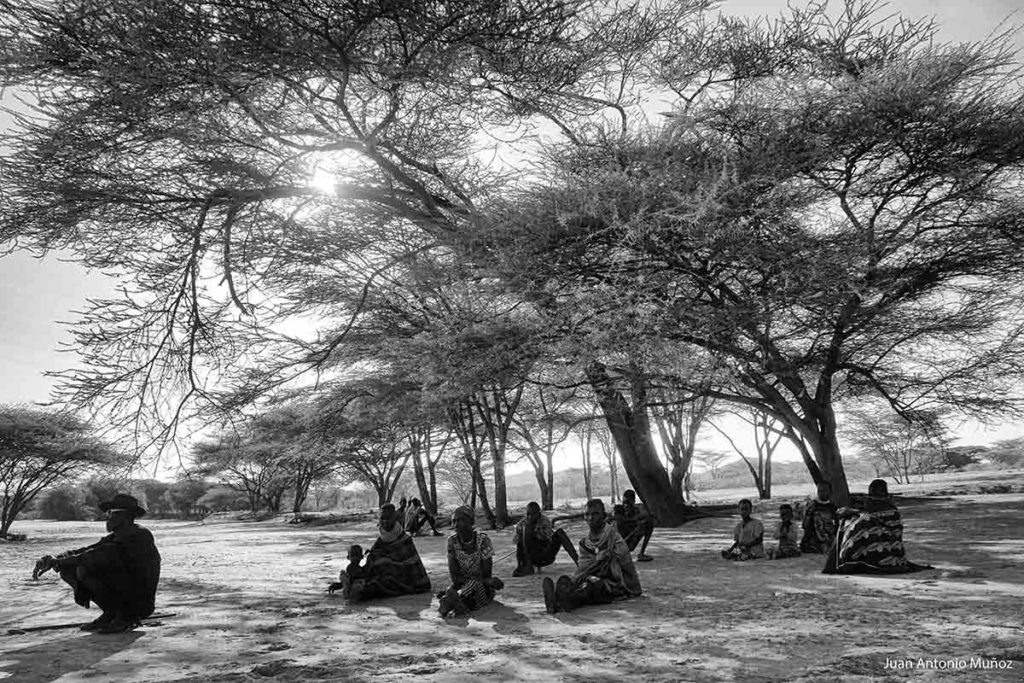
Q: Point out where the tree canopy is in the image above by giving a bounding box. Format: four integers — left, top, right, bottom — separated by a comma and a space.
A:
0, 404, 119, 535
3, 0, 1024, 513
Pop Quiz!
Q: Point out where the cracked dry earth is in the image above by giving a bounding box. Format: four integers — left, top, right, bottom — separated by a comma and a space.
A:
1, 484, 1022, 682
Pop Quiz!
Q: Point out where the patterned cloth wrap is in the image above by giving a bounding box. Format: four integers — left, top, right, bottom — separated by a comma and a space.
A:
445, 530, 495, 610
352, 523, 431, 600
800, 499, 838, 553
571, 523, 642, 598
824, 499, 931, 574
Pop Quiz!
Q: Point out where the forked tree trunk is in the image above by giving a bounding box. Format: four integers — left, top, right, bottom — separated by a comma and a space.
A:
811, 432, 851, 507
587, 362, 705, 526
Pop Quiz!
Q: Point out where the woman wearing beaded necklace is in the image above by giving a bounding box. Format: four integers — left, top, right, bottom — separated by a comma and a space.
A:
541, 498, 642, 614
437, 506, 504, 617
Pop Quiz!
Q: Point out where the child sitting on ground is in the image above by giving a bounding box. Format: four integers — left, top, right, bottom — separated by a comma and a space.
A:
328, 544, 366, 597
721, 499, 764, 561
767, 504, 801, 559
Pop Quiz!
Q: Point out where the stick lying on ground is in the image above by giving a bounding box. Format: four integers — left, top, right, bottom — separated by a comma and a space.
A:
4, 612, 176, 636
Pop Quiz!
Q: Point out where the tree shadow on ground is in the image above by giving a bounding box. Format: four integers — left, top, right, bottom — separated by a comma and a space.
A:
436, 599, 534, 635
0, 631, 143, 682
342, 590, 435, 622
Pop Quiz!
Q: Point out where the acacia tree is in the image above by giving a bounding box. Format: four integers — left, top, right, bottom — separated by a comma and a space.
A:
509, 381, 582, 510
340, 433, 412, 507
433, 447, 482, 508
710, 408, 788, 499
845, 406, 950, 483
191, 421, 292, 513
650, 382, 716, 501
163, 477, 211, 518
574, 410, 622, 503
445, 399, 497, 526
0, 0, 701, 465
475, 1, 1024, 507
0, 405, 119, 536
305, 382, 419, 507
402, 424, 450, 517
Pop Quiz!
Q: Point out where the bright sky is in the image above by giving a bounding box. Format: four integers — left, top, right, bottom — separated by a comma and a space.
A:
1, 0, 1022, 468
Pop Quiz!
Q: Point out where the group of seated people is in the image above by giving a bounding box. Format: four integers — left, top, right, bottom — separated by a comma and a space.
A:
327, 489, 654, 617
26, 479, 928, 634
326, 478, 930, 619
721, 479, 931, 574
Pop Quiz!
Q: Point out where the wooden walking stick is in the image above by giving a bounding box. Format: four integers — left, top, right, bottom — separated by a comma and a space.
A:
5, 613, 176, 636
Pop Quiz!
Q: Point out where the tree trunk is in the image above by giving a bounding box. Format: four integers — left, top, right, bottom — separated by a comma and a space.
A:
580, 430, 593, 501
292, 476, 309, 514
608, 446, 620, 503
411, 447, 432, 509
785, 424, 823, 486
531, 463, 552, 511
472, 464, 495, 527
808, 423, 852, 507
587, 362, 704, 525
427, 457, 439, 515
491, 447, 508, 527
544, 448, 555, 510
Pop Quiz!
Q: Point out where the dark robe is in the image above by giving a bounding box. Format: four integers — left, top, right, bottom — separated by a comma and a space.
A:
352, 527, 431, 601
57, 523, 161, 619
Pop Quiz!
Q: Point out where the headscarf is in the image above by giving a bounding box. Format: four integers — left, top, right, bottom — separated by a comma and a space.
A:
451, 506, 475, 526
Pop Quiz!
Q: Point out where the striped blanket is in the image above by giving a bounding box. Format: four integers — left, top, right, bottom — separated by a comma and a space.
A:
823, 501, 931, 575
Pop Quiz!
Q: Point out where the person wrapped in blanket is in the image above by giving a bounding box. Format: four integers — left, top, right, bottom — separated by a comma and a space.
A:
327, 503, 431, 600
800, 481, 839, 554
541, 498, 642, 614
437, 506, 505, 617
823, 479, 933, 574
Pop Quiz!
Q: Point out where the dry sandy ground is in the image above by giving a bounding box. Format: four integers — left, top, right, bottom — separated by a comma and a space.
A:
2, 477, 1023, 682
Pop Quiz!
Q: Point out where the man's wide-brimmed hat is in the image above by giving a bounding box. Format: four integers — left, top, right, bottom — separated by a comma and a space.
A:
98, 493, 146, 517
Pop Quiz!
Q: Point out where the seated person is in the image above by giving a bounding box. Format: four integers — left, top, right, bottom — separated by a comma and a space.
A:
721, 498, 764, 560
767, 503, 801, 559
437, 506, 504, 617
395, 496, 408, 528
800, 481, 839, 553
327, 544, 367, 596
327, 503, 431, 600
542, 498, 642, 614
32, 493, 161, 633
512, 501, 579, 576
823, 479, 933, 575
614, 489, 655, 562
405, 498, 442, 537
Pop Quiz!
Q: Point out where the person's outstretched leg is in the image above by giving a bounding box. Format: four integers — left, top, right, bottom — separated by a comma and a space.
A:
636, 521, 654, 561
425, 511, 441, 536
